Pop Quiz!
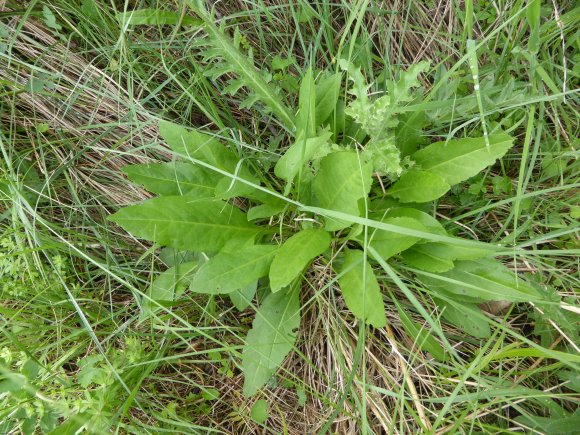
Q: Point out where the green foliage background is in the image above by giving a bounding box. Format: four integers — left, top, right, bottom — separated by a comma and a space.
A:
0, 0, 578, 433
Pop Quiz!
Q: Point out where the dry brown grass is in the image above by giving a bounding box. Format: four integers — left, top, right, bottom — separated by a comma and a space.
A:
0, 15, 161, 205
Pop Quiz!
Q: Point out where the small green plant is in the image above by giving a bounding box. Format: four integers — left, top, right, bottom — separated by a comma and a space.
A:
110, 6, 564, 398
0, 226, 156, 433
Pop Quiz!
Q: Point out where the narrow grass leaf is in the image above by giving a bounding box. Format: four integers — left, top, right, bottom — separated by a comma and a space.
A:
525, 0, 541, 53
394, 299, 447, 361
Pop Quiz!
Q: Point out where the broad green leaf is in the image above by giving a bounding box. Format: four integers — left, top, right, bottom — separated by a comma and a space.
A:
123, 162, 219, 197
315, 72, 341, 125
369, 196, 407, 212
370, 197, 434, 215
406, 240, 494, 269
250, 399, 269, 424
158, 247, 196, 268
401, 246, 455, 273
442, 242, 499, 259
272, 55, 294, 70
339, 59, 369, 106
361, 217, 426, 260
213, 172, 261, 200
0, 373, 27, 393
22, 416, 36, 435
274, 132, 332, 183
411, 134, 514, 186
242, 287, 301, 397
109, 197, 259, 252
192, 245, 278, 294
515, 410, 580, 434
338, 249, 386, 327
269, 229, 331, 292
215, 178, 284, 206
435, 298, 491, 338
402, 234, 497, 273
201, 388, 220, 401
39, 408, 58, 433
158, 122, 260, 199
76, 355, 108, 387
558, 371, 580, 393
229, 281, 258, 311
21, 359, 40, 380
312, 151, 372, 231
296, 67, 316, 138
394, 300, 447, 361
42, 6, 62, 31
420, 259, 543, 302
158, 121, 238, 172
396, 111, 427, 157
385, 208, 447, 236
387, 170, 450, 203
117, 9, 200, 26
141, 261, 197, 317
247, 203, 285, 221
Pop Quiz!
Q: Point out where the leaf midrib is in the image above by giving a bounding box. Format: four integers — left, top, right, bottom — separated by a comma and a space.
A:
416, 136, 512, 174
